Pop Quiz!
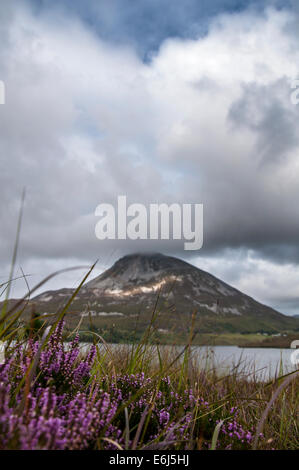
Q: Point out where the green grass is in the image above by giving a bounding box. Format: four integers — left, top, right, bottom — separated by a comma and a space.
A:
1, 267, 298, 450
0, 204, 298, 450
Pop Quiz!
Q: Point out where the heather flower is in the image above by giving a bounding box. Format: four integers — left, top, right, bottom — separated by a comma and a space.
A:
0, 321, 271, 450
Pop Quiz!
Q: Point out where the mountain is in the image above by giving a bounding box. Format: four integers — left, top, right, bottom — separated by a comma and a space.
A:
31, 253, 299, 335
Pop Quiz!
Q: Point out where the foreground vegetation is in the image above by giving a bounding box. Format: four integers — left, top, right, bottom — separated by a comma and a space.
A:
0, 216, 298, 450
0, 310, 298, 450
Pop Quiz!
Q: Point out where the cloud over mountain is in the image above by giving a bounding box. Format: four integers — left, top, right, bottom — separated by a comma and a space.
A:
1, 1, 299, 314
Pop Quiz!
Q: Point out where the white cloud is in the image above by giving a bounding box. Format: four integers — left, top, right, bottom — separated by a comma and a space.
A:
194, 252, 299, 315
0, 4, 299, 314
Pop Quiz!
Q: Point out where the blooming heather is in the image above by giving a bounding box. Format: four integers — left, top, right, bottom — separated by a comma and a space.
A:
0, 321, 262, 450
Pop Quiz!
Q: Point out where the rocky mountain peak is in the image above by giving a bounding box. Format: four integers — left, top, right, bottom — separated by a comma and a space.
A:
29, 252, 298, 333
85, 252, 193, 289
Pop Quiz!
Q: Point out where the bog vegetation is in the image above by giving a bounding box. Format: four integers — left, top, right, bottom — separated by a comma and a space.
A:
0, 270, 298, 450
0, 206, 298, 450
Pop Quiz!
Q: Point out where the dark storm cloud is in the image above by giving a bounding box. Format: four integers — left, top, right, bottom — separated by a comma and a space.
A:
1, 1, 299, 314
228, 80, 299, 166
27, 0, 291, 57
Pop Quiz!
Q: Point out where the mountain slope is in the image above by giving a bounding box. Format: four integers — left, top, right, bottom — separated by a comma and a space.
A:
31, 253, 299, 334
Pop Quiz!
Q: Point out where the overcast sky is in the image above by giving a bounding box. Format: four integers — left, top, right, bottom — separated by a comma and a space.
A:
1, 0, 299, 315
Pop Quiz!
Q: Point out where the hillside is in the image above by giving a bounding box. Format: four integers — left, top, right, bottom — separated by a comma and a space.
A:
27, 253, 299, 341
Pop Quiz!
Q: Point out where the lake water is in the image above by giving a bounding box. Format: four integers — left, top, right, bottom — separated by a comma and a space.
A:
190, 345, 296, 380
81, 343, 298, 381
